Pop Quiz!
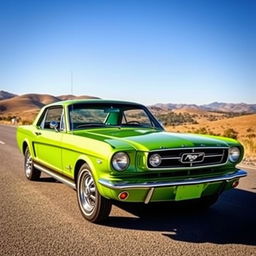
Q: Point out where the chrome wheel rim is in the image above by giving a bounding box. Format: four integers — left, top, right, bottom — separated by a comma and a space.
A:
25, 153, 33, 177
79, 170, 97, 215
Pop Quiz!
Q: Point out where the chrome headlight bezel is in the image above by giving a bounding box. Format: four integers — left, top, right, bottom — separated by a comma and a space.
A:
111, 152, 130, 171
229, 147, 240, 163
149, 153, 162, 167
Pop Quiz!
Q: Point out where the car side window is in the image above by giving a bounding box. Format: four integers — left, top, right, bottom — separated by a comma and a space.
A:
40, 107, 64, 130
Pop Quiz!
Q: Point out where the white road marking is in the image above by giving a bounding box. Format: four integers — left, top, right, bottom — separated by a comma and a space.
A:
0, 140, 5, 144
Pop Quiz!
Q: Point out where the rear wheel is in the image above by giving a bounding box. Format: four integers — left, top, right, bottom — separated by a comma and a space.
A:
24, 148, 41, 180
76, 163, 112, 223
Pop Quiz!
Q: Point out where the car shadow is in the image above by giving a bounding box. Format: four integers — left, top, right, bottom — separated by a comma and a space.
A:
36, 177, 58, 183
104, 188, 256, 246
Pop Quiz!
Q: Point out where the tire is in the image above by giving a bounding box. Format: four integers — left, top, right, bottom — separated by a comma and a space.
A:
24, 147, 41, 180
76, 163, 112, 223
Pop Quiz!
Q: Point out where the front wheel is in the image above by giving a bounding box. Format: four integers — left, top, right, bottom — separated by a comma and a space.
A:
24, 148, 41, 180
76, 164, 112, 223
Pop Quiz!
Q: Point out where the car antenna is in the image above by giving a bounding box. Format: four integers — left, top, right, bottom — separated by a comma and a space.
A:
70, 71, 74, 95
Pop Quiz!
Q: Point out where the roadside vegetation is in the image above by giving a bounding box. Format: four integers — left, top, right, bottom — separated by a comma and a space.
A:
166, 115, 256, 166
153, 111, 251, 127
0, 115, 31, 125
156, 112, 198, 126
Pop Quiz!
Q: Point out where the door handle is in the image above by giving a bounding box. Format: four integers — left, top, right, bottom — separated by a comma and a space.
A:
35, 131, 41, 136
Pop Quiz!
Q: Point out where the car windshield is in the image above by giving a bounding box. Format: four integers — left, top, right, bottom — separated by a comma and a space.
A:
69, 103, 161, 130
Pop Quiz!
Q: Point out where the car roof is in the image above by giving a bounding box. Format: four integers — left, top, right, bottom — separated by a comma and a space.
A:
46, 99, 143, 107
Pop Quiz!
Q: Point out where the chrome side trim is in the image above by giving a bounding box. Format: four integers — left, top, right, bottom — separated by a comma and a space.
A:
34, 163, 76, 189
144, 188, 155, 204
98, 170, 247, 190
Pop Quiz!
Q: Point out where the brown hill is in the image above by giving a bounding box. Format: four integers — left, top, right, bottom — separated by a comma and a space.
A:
167, 114, 256, 163
173, 107, 212, 115
0, 93, 99, 121
0, 94, 59, 113
58, 94, 99, 101
153, 102, 256, 113
0, 90, 17, 100
168, 113, 256, 135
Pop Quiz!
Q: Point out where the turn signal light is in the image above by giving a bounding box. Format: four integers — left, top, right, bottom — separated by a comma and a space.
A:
232, 180, 239, 188
118, 191, 129, 200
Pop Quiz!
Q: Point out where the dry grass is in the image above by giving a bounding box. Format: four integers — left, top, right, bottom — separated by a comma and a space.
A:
166, 114, 256, 166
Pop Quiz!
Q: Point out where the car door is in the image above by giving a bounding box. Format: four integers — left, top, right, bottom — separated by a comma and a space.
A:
33, 106, 64, 173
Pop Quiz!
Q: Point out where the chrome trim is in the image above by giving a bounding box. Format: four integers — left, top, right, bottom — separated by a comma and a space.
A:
98, 170, 247, 190
147, 146, 229, 152
146, 161, 229, 171
204, 154, 224, 158
161, 156, 181, 160
144, 188, 155, 204
161, 154, 224, 161
146, 147, 229, 170
34, 163, 76, 189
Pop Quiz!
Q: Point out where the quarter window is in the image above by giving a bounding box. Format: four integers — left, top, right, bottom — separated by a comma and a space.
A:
40, 107, 64, 130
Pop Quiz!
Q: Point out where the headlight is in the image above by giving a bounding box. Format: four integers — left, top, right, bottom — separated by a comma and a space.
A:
229, 147, 240, 162
149, 153, 162, 167
112, 152, 129, 171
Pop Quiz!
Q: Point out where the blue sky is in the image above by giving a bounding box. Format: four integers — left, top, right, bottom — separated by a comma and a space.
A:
0, 0, 255, 105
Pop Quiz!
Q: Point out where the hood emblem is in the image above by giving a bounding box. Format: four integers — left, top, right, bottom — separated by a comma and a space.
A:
181, 152, 205, 163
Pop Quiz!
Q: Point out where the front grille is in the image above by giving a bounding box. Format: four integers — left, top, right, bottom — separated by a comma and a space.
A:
147, 148, 229, 169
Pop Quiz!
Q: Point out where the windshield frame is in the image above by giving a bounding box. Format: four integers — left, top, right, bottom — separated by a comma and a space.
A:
68, 102, 164, 131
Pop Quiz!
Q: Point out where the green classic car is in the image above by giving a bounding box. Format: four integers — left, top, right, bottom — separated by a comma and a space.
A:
17, 99, 247, 223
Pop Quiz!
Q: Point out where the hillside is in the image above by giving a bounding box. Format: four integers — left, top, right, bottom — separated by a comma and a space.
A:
0, 92, 99, 121
152, 102, 256, 113
0, 90, 16, 100
58, 95, 99, 101
166, 114, 256, 164
0, 94, 59, 112
201, 102, 256, 113
167, 113, 256, 135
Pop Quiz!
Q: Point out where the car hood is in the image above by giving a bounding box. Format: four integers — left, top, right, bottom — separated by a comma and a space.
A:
73, 128, 235, 151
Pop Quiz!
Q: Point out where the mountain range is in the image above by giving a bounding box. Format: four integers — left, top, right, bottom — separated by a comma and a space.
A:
0, 90, 99, 119
0, 90, 255, 116
0, 91, 16, 100
152, 102, 256, 113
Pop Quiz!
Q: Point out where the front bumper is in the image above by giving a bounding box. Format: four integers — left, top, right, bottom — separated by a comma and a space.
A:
99, 170, 247, 203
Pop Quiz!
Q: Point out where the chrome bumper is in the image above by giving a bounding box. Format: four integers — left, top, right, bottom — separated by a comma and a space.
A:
99, 170, 247, 190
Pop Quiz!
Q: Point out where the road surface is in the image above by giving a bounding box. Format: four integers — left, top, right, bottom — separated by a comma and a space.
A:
0, 125, 255, 256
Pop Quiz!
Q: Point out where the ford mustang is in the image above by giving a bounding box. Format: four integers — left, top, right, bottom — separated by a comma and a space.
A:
16, 100, 247, 223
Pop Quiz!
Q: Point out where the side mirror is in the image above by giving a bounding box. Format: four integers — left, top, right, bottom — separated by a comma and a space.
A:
49, 121, 59, 132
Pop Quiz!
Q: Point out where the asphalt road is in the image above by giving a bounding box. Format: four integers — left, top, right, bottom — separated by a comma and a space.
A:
0, 125, 255, 256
